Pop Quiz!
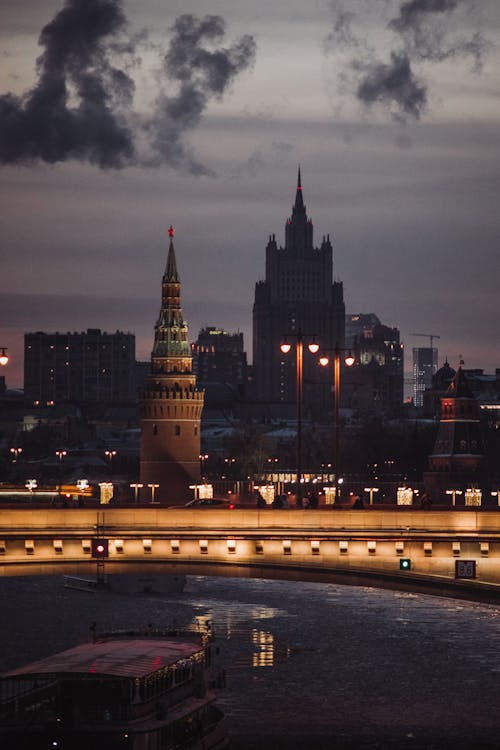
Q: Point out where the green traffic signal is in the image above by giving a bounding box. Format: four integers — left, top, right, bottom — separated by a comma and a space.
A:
399, 558, 411, 571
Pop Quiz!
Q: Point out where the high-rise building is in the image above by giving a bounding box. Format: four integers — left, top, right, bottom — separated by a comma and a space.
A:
412, 347, 438, 408
252, 170, 345, 419
24, 329, 136, 404
139, 227, 204, 504
192, 327, 247, 394
343, 314, 404, 417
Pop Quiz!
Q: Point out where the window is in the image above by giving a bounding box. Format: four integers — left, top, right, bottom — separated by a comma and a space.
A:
153, 424, 158, 435
175, 425, 181, 436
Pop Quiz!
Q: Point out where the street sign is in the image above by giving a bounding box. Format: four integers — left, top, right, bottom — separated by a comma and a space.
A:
455, 560, 476, 579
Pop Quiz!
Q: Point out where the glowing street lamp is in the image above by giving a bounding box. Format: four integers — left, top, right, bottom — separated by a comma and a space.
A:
10, 447, 23, 462
130, 482, 143, 503
25, 479, 37, 500
0, 348, 9, 366
445, 489, 463, 507
55, 449, 67, 463
104, 450, 117, 469
280, 331, 319, 505
148, 483, 160, 504
491, 490, 500, 507
364, 486, 379, 505
199, 453, 209, 477
318, 345, 355, 485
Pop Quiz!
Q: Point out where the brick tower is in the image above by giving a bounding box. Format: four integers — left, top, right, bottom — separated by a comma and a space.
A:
424, 364, 485, 503
140, 226, 204, 504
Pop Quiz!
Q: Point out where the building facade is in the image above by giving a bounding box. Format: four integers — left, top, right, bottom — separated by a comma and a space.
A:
24, 329, 136, 404
343, 314, 404, 417
192, 327, 247, 395
413, 347, 438, 408
139, 227, 204, 504
252, 170, 345, 420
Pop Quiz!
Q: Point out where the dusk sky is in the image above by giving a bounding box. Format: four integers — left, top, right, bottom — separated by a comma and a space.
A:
1, 0, 499, 390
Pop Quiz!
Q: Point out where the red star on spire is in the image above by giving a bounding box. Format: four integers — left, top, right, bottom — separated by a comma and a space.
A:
168, 225, 174, 238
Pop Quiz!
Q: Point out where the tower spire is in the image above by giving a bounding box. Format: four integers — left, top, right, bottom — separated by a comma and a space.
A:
294, 165, 304, 211
164, 225, 179, 283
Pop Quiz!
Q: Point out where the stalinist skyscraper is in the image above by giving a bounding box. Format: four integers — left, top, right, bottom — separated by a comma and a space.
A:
253, 170, 345, 419
140, 226, 204, 504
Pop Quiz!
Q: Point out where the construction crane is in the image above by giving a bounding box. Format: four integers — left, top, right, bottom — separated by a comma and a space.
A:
411, 333, 441, 349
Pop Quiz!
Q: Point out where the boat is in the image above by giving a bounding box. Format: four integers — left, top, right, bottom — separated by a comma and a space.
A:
0, 627, 228, 749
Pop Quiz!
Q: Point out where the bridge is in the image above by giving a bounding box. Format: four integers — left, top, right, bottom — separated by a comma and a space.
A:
1, 507, 500, 602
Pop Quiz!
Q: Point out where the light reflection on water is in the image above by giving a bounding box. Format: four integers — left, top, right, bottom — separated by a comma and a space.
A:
251, 629, 274, 667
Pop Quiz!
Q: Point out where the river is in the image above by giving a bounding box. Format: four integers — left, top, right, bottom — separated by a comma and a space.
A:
1, 574, 499, 749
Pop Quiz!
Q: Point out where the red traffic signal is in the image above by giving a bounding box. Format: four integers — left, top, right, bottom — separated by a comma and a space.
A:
91, 539, 109, 558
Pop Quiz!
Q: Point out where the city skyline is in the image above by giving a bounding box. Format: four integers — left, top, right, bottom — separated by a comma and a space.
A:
1, 0, 499, 389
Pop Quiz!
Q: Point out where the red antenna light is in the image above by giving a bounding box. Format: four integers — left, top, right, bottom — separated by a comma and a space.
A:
168, 225, 174, 238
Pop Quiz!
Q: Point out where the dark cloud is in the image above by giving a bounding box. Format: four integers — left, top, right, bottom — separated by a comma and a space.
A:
356, 51, 427, 121
326, 0, 489, 122
146, 14, 256, 174
0, 0, 135, 168
389, 0, 488, 69
0, 4, 256, 173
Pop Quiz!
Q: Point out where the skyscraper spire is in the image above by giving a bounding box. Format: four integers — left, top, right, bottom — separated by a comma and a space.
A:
294, 165, 304, 211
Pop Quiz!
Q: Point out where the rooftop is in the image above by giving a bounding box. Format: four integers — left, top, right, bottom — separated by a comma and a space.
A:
3, 635, 204, 680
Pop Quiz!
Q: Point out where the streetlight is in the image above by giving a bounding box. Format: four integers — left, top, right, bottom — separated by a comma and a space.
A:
148, 483, 160, 504
199, 453, 208, 477
55, 449, 67, 463
130, 482, 143, 503
0, 348, 9, 366
445, 489, 463, 507
280, 330, 319, 505
491, 490, 500, 507
25, 479, 37, 501
104, 450, 117, 470
10, 447, 23, 462
364, 486, 379, 505
318, 345, 355, 488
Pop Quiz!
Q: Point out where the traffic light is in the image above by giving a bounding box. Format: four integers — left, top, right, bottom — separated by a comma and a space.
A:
91, 539, 109, 558
399, 558, 411, 571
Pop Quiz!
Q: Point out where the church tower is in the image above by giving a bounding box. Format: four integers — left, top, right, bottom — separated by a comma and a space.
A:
140, 226, 204, 504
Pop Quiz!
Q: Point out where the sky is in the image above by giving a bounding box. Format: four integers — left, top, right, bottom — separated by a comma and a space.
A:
1, 0, 499, 390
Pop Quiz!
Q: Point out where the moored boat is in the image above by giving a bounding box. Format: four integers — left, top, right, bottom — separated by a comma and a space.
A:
0, 627, 227, 749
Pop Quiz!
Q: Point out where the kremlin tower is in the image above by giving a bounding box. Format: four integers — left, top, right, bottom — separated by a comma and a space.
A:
139, 227, 204, 504
424, 364, 485, 503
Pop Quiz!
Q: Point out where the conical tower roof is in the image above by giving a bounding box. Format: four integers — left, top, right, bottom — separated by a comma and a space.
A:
163, 225, 179, 283
447, 366, 474, 399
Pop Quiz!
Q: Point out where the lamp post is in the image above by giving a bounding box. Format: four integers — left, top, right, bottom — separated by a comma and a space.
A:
148, 483, 160, 504
10, 447, 23, 462
130, 482, 143, 503
25, 479, 37, 501
0, 348, 9, 366
318, 345, 355, 491
199, 453, 208, 478
445, 489, 463, 507
491, 490, 500, 507
364, 486, 379, 505
104, 450, 117, 471
280, 331, 319, 506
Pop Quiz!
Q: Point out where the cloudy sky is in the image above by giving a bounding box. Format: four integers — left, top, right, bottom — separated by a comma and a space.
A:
1, 0, 499, 390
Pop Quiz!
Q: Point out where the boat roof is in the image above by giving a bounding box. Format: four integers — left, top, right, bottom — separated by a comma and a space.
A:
2, 636, 204, 680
